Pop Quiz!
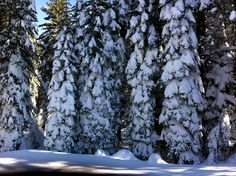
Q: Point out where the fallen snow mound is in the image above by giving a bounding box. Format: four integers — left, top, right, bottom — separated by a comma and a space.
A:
95, 149, 109, 157
111, 149, 138, 160
148, 153, 167, 164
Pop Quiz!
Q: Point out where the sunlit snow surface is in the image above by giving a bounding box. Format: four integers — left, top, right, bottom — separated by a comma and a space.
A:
0, 150, 235, 175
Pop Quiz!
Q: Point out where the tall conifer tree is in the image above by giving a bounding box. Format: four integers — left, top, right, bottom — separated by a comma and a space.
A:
159, 0, 205, 164
73, 0, 126, 154
0, 0, 41, 151
125, 0, 159, 160
43, 0, 78, 153
200, 0, 236, 163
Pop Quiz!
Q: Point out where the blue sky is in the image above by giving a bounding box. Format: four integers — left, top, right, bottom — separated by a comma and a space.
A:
36, 0, 76, 34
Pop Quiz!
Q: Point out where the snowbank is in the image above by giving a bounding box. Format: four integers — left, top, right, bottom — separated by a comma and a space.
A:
0, 150, 235, 175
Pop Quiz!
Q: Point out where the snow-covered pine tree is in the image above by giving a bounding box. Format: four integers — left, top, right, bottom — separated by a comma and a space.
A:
37, 0, 70, 131
221, 1, 236, 142
43, 0, 78, 153
73, 0, 126, 154
159, 0, 205, 164
125, 0, 159, 160
44, 28, 77, 153
0, 0, 42, 151
200, 0, 236, 163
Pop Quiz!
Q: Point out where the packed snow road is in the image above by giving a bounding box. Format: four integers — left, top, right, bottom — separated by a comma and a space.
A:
0, 150, 235, 175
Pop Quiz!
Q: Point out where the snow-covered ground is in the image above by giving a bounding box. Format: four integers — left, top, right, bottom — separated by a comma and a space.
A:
0, 149, 235, 175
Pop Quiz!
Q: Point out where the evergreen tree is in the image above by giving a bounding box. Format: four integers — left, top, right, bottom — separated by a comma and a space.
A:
159, 0, 205, 164
125, 0, 159, 160
0, 0, 42, 151
200, 0, 236, 163
37, 0, 70, 131
73, 0, 126, 154
44, 27, 77, 153
43, 0, 77, 153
